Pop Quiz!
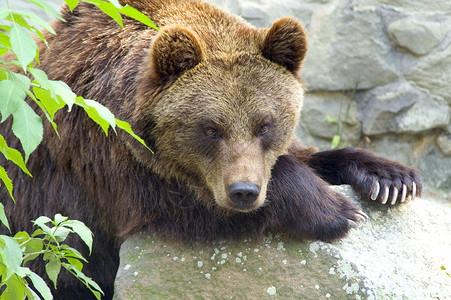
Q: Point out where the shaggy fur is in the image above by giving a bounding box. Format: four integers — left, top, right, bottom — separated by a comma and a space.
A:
0, 0, 421, 299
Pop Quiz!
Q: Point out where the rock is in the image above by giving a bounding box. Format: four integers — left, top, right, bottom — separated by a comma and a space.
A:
205, 0, 242, 15
436, 133, 451, 156
406, 45, 451, 105
418, 145, 451, 190
358, 80, 450, 135
240, 0, 319, 28
300, 3, 399, 91
301, 92, 361, 145
388, 18, 448, 56
354, 0, 451, 13
113, 186, 451, 299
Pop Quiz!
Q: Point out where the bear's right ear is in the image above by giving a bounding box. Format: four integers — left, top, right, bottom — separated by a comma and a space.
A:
149, 25, 203, 83
261, 17, 308, 73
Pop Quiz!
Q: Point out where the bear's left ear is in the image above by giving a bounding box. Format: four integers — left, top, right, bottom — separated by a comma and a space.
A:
261, 17, 307, 73
149, 25, 203, 82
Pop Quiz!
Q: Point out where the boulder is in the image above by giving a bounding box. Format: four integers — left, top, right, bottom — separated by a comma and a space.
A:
406, 46, 451, 105
388, 18, 448, 56
358, 80, 450, 135
114, 186, 451, 299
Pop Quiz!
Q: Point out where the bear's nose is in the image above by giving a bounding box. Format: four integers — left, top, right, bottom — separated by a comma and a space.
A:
227, 182, 260, 208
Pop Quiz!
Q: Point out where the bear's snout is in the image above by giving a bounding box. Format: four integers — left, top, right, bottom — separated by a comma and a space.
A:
227, 182, 260, 209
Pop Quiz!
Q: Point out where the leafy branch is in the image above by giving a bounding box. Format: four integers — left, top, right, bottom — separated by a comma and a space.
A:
0, 0, 158, 298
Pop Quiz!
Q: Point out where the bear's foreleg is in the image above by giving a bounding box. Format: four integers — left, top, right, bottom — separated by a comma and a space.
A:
263, 155, 366, 242
290, 146, 422, 205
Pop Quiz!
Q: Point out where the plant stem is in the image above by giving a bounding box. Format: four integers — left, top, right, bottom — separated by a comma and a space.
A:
22, 250, 46, 262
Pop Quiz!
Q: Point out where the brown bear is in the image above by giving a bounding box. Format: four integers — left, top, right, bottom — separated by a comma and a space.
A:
1, 0, 421, 299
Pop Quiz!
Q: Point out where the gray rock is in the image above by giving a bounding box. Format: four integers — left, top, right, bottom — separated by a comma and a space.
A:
418, 144, 451, 191
436, 133, 451, 156
206, 0, 242, 15
240, 0, 320, 28
388, 18, 448, 56
300, 3, 399, 91
358, 80, 450, 135
113, 186, 451, 299
301, 91, 361, 145
406, 44, 451, 105
354, 0, 451, 13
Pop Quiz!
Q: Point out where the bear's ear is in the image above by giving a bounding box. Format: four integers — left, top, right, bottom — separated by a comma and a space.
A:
261, 17, 307, 73
149, 25, 203, 82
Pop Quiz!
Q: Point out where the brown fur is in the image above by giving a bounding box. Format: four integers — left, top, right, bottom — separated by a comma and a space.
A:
0, 1, 421, 299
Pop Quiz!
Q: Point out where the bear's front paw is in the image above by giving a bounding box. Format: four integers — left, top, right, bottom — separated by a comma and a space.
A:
285, 191, 367, 242
312, 192, 367, 242
348, 159, 422, 205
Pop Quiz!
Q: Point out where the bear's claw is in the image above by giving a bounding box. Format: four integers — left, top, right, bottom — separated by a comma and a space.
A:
368, 179, 420, 205
348, 219, 359, 228
356, 210, 368, 221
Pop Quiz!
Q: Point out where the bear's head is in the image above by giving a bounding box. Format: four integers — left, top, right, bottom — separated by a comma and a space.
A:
133, 17, 307, 213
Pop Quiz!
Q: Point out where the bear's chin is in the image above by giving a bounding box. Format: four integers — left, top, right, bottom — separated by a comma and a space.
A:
214, 198, 265, 214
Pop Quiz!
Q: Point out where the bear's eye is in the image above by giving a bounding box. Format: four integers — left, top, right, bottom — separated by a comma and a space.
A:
204, 127, 219, 139
259, 124, 270, 136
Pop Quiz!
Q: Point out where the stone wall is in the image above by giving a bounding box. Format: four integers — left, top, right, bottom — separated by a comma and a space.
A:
9, 0, 451, 191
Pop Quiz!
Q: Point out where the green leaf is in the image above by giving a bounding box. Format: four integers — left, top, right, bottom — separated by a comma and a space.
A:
0, 165, 14, 201
95, 1, 124, 27
0, 235, 22, 280
0, 134, 32, 177
31, 228, 45, 238
49, 80, 76, 110
120, 5, 160, 31
14, 10, 56, 35
45, 257, 61, 289
11, 98, 43, 161
29, 0, 65, 21
0, 31, 11, 48
32, 216, 52, 234
63, 263, 103, 298
25, 285, 40, 300
65, 0, 80, 11
0, 274, 27, 300
66, 257, 83, 271
22, 239, 44, 264
84, 99, 116, 131
116, 118, 152, 153
60, 245, 88, 262
330, 134, 341, 149
75, 97, 113, 136
0, 67, 7, 80
28, 67, 50, 89
53, 226, 71, 242
13, 231, 30, 245
64, 220, 93, 254
0, 25, 11, 32
33, 86, 65, 120
0, 79, 26, 122
21, 236, 43, 254
54, 213, 68, 226
22, 267, 53, 300
325, 114, 338, 124
26, 89, 60, 137
10, 25, 37, 71
0, 203, 10, 231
